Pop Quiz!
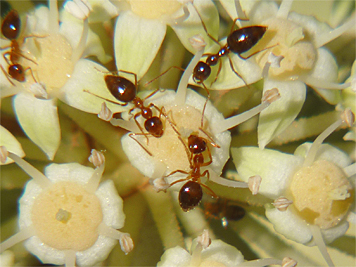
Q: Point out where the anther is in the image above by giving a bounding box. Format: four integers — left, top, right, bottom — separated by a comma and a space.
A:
248, 175, 262, 195
273, 196, 293, 212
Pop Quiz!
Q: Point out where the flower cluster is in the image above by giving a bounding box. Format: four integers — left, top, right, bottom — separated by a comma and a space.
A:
1, 0, 355, 266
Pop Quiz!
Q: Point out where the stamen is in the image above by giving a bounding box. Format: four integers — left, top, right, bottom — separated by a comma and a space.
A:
64, 250, 76, 267
248, 175, 262, 195
273, 196, 293, 211
276, 0, 294, 19
0, 226, 36, 253
71, 18, 88, 63
7, 151, 51, 189
98, 102, 113, 121
303, 109, 354, 167
209, 171, 249, 188
84, 158, 105, 194
88, 149, 105, 167
172, 5, 190, 25
98, 223, 134, 254
196, 229, 211, 249
216, 89, 280, 134
119, 233, 134, 255
190, 243, 203, 266
315, 15, 356, 48
234, 0, 249, 27
281, 257, 297, 267
301, 75, 351, 90
309, 225, 335, 267
110, 118, 140, 132
49, 0, 59, 34
175, 35, 206, 105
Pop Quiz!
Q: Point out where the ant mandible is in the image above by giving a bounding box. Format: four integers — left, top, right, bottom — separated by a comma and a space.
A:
90, 69, 166, 156
1, 10, 38, 85
192, 4, 268, 88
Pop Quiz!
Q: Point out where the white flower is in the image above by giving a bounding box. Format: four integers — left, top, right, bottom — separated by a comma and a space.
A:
0, 125, 25, 165
0, 0, 123, 160
219, 0, 354, 148
0, 149, 133, 266
231, 109, 355, 266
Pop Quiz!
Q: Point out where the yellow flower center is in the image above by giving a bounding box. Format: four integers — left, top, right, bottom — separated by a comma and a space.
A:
147, 105, 207, 173
255, 17, 317, 79
27, 33, 75, 96
31, 181, 103, 251
289, 160, 353, 229
128, 0, 182, 20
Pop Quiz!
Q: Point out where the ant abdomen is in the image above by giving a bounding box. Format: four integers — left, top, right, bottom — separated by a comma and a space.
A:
1, 10, 21, 40
104, 75, 136, 103
227, 26, 267, 54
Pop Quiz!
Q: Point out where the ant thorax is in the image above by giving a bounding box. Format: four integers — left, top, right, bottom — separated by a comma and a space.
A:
121, 89, 231, 180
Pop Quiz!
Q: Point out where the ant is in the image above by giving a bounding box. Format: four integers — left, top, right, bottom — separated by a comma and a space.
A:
87, 70, 167, 156
1, 10, 38, 85
191, 4, 268, 88
203, 199, 245, 228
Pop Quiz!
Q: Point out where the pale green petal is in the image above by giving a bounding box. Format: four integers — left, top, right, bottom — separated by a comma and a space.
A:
306, 47, 341, 104
290, 0, 333, 23
258, 79, 306, 149
87, 0, 119, 22
114, 11, 166, 80
200, 240, 244, 266
294, 143, 352, 169
58, 59, 128, 114
265, 206, 313, 244
341, 59, 356, 114
219, 0, 263, 22
13, 93, 60, 160
157, 246, 191, 267
59, 9, 111, 63
0, 126, 25, 165
170, 0, 219, 54
26, 6, 50, 34
320, 221, 349, 244
231, 147, 303, 199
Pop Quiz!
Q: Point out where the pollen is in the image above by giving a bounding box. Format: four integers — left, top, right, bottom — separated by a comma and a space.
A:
31, 181, 103, 251
289, 160, 353, 229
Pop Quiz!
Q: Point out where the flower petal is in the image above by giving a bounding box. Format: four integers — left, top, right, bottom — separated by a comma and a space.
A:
58, 59, 128, 114
258, 79, 306, 149
87, 0, 119, 22
231, 146, 303, 199
0, 125, 25, 165
170, 0, 219, 54
114, 11, 166, 80
304, 47, 342, 104
265, 205, 313, 244
13, 93, 60, 160
294, 143, 352, 169
157, 246, 191, 267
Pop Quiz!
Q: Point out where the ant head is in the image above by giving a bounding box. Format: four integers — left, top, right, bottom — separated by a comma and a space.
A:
1, 10, 21, 40
193, 61, 211, 84
8, 64, 25, 81
144, 117, 164, 138
188, 134, 207, 154
105, 75, 136, 103
179, 181, 203, 212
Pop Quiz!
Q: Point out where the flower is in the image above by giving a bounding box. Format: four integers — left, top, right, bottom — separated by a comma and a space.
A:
0, 0, 124, 160
231, 109, 355, 266
0, 125, 25, 165
218, 0, 354, 148
0, 149, 133, 266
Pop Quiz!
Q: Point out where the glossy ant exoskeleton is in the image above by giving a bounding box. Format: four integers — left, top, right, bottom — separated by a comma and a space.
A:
88, 70, 167, 156
1, 10, 38, 85
192, 4, 268, 88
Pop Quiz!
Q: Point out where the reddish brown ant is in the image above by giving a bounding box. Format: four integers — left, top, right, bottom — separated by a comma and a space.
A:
87, 69, 167, 156
192, 5, 269, 88
1, 10, 38, 85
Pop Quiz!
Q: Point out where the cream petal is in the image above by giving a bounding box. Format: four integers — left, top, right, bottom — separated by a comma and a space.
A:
319, 221, 349, 245
13, 93, 60, 160
114, 11, 166, 80
265, 206, 313, 244
200, 240, 244, 266
294, 143, 352, 169
58, 59, 128, 114
258, 79, 306, 149
59, 10, 111, 63
304, 47, 342, 104
0, 125, 25, 165
231, 147, 303, 199
170, 0, 219, 54
87, 0, 119, 22
157, 246, 191, 267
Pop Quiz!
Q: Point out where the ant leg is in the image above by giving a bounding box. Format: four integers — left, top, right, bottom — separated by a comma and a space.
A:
230, 17, 250, 33
201, 146, 213, 167
129, 133, 153, 156
167, 176, 190, 187
199, 171, 218, 199
228, 55, 249, 88
83, 90, 128, 106
133, 112, 150, 144
198, 128, 220, 148
0, 65, 15, 86
24, 67, 38, 83
191, 3, 220, 46
116, 69, 138, 87
3, 52, 11, 66
209, 58, 222, 87
145, 66, 185, 86
143, 88, 161, 101
239, 44, 278, 60
200, 82, 210, 128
